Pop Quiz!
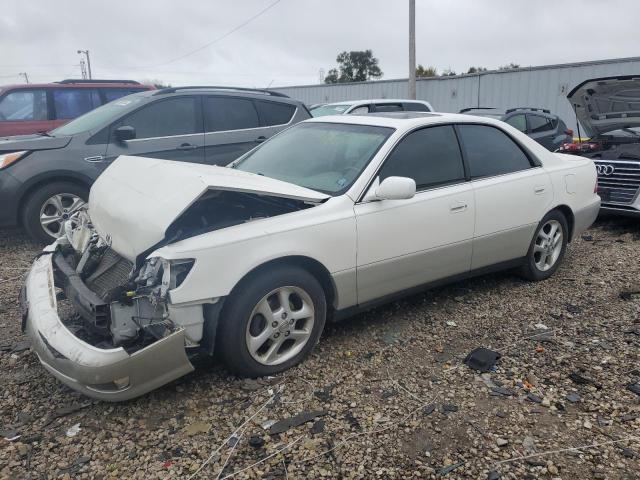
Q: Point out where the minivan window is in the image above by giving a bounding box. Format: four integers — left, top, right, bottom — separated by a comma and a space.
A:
255, 100, 295, 126
52, 95, 145, 136
375, 103, 403, 112
119, 97, 199, 139
204, 97, 259, 132
457, 124, 532, 178
0, 90, 47, 121
53, 89, 101, 119
103, 88, 146, 103
379, 125, 465, 189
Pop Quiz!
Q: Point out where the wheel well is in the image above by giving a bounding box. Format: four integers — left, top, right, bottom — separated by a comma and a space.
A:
18, 176, 90, 226
553, 205, 575, 241
233, 256, 337, 310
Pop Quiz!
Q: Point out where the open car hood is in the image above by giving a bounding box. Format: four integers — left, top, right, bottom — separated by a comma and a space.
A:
89, 156, 329, 261
567, 75, 640, 136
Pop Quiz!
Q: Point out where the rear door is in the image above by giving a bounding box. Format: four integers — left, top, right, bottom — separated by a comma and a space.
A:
526, 114, 555, 150
456, 124, 553, 270
105, 95, 204, 165
0, 89, 52, 136
203, 96, 296, 166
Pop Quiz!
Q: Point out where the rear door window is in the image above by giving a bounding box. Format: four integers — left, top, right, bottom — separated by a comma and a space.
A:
203, 97, 259, 132
457, 124, 532, 178
53, 89, 101, 119
117, 97, 199, 139
404, 102, 431, 112
505, 114, 527, 132
254, 100, 295, 126
528, 114, 554, 133
0, 90, 48, 121
349, 105, 371, 114
379, 125, 465, 190
374, 103, 404, 112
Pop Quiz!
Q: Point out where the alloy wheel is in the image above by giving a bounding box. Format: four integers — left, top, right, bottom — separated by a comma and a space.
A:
39, 193, 85, 238
533, 219, 563, 271
245, 286, 315, 366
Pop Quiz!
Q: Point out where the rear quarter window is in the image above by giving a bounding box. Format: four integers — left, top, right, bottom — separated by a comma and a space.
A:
404, 102, 431, 112
255, 100, 296, 126
0, 90, 48, 121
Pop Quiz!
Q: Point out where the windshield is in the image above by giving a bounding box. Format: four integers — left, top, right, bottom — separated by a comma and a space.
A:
310, 104, 353, 117
235, 122, 394, 194
51, 94, 145, 136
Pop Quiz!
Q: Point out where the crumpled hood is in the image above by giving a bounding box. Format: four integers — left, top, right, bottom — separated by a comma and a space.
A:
0, 134, 71, 152
89, 156, 329, 261
567, 75, 640, 136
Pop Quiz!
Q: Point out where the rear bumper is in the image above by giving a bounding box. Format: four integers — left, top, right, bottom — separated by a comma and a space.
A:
21, 251, 194, 402
573, 196, 601, 238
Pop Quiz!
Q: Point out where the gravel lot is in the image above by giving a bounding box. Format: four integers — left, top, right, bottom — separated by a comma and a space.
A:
1, 218, 639, 479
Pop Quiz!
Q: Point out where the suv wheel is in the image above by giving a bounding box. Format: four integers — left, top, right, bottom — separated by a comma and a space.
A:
22, 182, 88, 243
217, 265, 326, 377
519, 210, 568, 281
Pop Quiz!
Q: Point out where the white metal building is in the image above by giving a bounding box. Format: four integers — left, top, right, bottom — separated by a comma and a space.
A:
273, 57, 640, 133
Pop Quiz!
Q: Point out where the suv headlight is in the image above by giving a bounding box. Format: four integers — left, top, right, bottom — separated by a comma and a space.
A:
0, 151, 29, 169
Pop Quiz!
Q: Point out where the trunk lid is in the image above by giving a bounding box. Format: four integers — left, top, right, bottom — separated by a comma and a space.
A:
89, 156, 329, 261
567, 75, 640, 137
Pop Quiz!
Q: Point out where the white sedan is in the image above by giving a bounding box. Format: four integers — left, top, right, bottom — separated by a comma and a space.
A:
21, 112, 600, 401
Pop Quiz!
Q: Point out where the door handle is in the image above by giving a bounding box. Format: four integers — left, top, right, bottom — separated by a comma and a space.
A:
84, 155, 105, 163
255, 136, 267, 143
449, 202, 468, 213
534, 185, 546, 194
178, 143, 198, 151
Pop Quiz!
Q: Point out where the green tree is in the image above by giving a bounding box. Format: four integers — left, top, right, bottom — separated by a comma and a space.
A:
441, 68, 457, 76
139, 78, 172, 88
498, 63, 520, 70
324, 50, 383, 84
467, 66, 487, 74
416, 65, 437, 77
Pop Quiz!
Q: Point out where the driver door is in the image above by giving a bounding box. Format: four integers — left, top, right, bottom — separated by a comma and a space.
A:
354, 125, 474, 303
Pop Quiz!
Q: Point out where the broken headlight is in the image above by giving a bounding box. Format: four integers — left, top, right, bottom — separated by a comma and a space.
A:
161, 258, 195, 291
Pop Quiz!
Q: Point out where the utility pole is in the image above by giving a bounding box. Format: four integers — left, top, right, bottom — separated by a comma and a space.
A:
77, 50, 92, 79
408, 0, 416, 99
80, 59, 88, 79
19, 72, 29, 83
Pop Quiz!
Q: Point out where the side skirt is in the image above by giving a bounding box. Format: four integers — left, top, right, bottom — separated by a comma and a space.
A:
331, 257, 526, 322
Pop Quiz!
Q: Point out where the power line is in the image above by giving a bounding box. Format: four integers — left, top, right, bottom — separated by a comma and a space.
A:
123, 0, 283, 69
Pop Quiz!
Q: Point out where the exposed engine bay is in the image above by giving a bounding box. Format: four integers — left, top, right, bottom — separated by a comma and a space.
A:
54, 191, 314, 354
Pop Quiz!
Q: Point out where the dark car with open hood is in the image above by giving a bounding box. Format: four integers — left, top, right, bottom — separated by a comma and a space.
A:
559, 75, 640, 217
0, 86, 310, 242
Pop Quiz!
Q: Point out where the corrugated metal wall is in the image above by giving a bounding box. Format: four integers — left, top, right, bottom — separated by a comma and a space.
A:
274, 57, 640, 133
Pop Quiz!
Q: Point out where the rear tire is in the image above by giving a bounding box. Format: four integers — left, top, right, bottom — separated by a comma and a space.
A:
21, 181, 89, 243
519, 210, 568, 281
217, 265, 326, 377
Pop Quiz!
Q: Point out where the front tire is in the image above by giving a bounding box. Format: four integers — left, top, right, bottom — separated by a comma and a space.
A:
21, 182, 88, 243
217, 265, 327, 377
519, 210, 568, 281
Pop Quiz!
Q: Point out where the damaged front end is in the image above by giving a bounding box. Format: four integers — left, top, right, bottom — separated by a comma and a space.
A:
21, 212, 201, 401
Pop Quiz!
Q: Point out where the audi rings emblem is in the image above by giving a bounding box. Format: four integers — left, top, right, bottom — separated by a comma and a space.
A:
596, 164, 615, 175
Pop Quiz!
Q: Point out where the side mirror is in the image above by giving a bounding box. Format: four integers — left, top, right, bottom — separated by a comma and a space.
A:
114, 125, 136, 142
374, 176, 416, 200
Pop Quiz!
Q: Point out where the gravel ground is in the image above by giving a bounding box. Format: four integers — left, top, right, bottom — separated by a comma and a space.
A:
1, 218, 639, 479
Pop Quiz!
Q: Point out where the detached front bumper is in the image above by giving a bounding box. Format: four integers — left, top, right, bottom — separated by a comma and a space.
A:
20, 252, 194, 402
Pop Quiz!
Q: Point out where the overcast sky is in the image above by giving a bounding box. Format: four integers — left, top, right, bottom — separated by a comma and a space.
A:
1, 0, 638, 88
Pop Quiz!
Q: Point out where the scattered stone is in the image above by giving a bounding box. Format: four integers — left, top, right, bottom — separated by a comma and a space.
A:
526, 393, 543, 404
464, 347, 501, 372
423, 404, 436, 416
495, 411, 507, 418
581, 234, 593, 241
438, 461, 465, 476
310, 420, 325, 434
627, 383, 640, 397
522, 436, 536, 453
65, 423, 81, 437
490, 386, 515, 396
496, 438, 508, 447
11, 340, 30, 352
442, 404, 459, 413
566, 392, 581, 403
487, 471, 501, 480
183, 421, 210, 436
569, 371, 602, 389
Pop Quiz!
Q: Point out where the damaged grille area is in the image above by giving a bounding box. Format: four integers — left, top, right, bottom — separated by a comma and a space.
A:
85, 248, 133, 300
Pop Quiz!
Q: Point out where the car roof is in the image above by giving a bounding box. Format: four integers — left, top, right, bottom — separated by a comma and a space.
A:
0, 81, 151, 91
306, 111, 505, 130
326, 99, 431, 107
148, 87, 302, 105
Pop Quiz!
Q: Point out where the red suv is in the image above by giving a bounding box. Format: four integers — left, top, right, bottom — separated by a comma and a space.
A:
0, 79, 153, 137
